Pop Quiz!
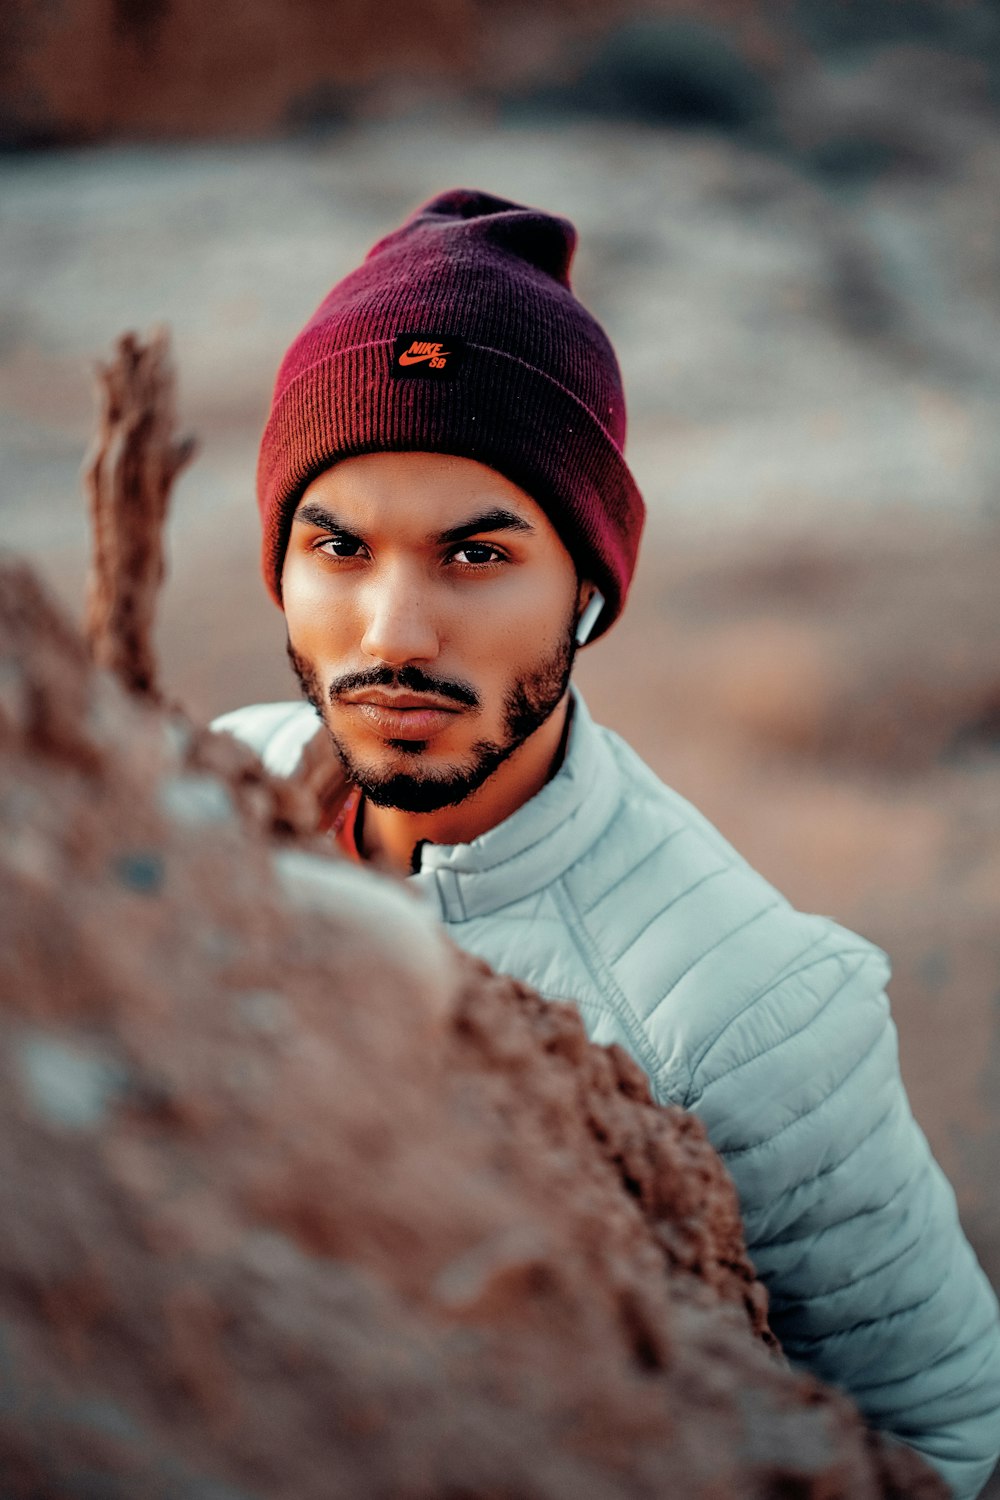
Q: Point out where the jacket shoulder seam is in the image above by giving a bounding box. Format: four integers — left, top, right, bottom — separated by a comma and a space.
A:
723, 1019, 887, 1160
654, 898, 788, 1046
688, 948, 877, 1105
690, 942, 880, 1085
550, 879, 682, 1094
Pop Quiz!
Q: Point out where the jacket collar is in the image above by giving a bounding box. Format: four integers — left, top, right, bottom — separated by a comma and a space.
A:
409, 690, 620, 922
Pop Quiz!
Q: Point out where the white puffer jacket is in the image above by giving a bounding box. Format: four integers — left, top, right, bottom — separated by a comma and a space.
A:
214, 691, 1000, 1500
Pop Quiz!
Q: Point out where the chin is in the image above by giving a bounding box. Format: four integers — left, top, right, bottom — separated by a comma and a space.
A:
362, 776, 474, 814
350, 736, 516, 815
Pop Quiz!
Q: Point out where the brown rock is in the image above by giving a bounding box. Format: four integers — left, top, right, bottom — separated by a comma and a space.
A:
0, 560, 946, 1497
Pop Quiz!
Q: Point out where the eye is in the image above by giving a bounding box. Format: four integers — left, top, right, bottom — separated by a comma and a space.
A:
316, 533, 366, 560
451, 542, 506, 567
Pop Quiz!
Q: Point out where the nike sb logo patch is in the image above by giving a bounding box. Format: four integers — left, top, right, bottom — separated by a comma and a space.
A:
391, 333, 467, 377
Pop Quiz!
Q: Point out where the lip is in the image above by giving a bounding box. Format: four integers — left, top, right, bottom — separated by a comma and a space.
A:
342, 693, 463, 741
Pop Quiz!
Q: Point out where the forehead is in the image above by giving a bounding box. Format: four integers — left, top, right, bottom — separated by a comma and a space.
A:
295, 451, 559, 543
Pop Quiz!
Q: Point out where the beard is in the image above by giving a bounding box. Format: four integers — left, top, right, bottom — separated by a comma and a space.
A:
287, 619, 577, 815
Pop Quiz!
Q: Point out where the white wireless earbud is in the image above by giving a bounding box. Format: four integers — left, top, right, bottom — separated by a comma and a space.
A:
575, 589, 605, 647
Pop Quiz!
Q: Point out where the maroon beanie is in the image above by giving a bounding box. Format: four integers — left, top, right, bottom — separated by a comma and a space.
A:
257, 187, 645, 639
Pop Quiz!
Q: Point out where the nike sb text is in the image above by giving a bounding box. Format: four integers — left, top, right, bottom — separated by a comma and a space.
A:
400, 341, 448, 366
391, 332, 467, 378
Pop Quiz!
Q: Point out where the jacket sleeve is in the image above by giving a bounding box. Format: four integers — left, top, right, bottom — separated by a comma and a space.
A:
210, 701, 322, 777
682, 939, 1000, 1500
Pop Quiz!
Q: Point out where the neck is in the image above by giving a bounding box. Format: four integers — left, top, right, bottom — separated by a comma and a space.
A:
360, 692, 573, 876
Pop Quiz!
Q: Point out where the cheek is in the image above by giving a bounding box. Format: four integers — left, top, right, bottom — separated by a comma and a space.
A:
488, 562, 577, 652
282, 558, 351, 655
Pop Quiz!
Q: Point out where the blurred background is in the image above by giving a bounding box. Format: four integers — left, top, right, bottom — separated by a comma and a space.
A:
2, 0, 1000, 1463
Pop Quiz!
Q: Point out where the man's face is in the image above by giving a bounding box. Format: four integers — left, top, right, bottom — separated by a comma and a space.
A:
281, 451, 587, 814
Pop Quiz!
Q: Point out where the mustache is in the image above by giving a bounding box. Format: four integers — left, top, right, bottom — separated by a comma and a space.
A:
328, 663, 479, 710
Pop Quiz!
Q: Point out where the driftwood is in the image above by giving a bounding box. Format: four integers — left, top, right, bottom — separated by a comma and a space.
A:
80, 325, 345, 840
82, 328, 195, 697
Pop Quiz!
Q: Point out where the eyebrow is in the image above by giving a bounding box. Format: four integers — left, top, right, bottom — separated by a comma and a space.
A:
435, 508, 535, 546
293, 503, 351, 533
292, 503, 535, 546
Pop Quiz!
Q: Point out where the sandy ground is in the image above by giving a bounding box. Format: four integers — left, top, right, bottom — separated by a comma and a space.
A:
2, 113, 999, 1482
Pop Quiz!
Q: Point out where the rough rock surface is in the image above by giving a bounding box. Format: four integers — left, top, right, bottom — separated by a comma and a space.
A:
0, 558, 948, 1497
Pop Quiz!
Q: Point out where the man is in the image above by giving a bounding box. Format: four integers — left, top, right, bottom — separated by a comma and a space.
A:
216, 188, 1000, 1497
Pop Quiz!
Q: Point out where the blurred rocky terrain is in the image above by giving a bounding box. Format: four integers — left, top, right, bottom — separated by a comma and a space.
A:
0, 556, 951, 1497
3, 0, 1000, 146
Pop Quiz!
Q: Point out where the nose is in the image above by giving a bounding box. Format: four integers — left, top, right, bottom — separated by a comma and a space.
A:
359, 572, 440, 666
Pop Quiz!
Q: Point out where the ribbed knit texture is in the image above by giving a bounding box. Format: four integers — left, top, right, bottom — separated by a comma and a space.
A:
257, 188, 645, 638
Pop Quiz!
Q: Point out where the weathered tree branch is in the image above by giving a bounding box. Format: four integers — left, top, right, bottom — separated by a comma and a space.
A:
82, 327, 196, 698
